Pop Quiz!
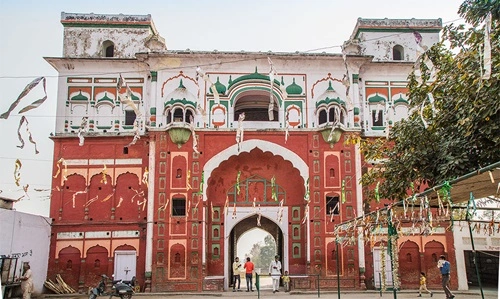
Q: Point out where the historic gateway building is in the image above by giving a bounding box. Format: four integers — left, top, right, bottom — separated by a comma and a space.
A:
46, 13, 455, 292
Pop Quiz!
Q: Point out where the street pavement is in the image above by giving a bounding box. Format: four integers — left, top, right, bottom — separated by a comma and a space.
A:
40, 287, 498, 299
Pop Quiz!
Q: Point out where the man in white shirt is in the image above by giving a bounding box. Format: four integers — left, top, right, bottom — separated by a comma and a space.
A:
268, 255, 282, 293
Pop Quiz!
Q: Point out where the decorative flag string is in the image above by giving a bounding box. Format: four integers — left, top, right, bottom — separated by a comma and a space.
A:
117, 74, 142, 116
78, 117, 88, 146
116, 197, 124, 208
0, 77, 47, 119
482, 13, 492, 80
267, 57, 278, 121
210, 201, 215, 221
285, 111, 290, 143
232, 203, 237, 219
198, 171, 204, 196
14, 159, 22, 186
341, 179, 346, 203
158, 198, 169, 212
53, 158, 68, 186
277, 198, 284, 223
142, 167, 149, 188
127, 118, 141, 147
327, 106, 341, 142
236, 113, 245, 151
302, 203, 309, 224
186, 199, 191, 218
196, 67, 219, 104
186, 170, 192, 191
257, 204, 262, 226
271, 176, 277, 201
304, 177, 310, 201
100, 164, 108, 184
236, 171, 241, 195
224, 196, 229, 216
340, 46, 354, 111
71, 190, 87, 208
16, 116, 40, 154
190, 115, 200, 154
196, 104, 207, 126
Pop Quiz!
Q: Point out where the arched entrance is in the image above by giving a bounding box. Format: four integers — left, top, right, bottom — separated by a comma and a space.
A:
225, 212, 287, 289
203, 140, 309, 289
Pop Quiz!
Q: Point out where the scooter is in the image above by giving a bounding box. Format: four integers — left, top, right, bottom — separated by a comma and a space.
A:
89, 274, 135, 299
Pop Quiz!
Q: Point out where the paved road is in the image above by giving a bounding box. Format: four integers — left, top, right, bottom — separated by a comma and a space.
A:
41, 288, 498, 299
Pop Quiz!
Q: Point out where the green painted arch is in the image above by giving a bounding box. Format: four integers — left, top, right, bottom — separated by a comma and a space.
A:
229, 86, 283, 107
228, 68, 281, 90
368, 93, 387, 103
164, 98, 196, 109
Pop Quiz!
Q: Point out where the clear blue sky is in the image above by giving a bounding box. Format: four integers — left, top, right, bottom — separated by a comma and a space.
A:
0, 0, 465, 216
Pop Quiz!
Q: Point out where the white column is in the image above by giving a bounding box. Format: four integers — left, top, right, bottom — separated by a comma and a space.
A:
355, 144, 365, 269
306, 204, 311, 263
145, 139, 155, 273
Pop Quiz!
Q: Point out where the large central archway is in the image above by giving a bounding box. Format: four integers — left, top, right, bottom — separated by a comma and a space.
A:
225, 211, 288, 289
202, 140, 309, 289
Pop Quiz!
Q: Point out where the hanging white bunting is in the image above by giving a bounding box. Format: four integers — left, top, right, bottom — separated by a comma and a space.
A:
0, 77, 48, 119
127, 118, 141, 147
340, 47, 354, 111
78, 117, 88, 146
190, 115, 199, 154
16, 116, 40, 154
285, 111, 290, 143
236, 112, 245, 151
117, 74, 142, 116
482, 13, 492, 80
196, 67, 219, 104
267, 57, 278, 121
14, 159, 22, 186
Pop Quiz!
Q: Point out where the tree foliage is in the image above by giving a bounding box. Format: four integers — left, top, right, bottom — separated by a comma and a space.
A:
248, 234, 276, 269
360, 0, 500, 201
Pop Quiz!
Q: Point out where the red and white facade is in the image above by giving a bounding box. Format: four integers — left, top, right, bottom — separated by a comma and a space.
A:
46, 13, 458, 292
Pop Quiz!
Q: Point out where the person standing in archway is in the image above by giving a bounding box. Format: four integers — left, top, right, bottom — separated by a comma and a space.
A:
269, 255, 282, 293
243, 257, 254, 292
232, 257, 242, 292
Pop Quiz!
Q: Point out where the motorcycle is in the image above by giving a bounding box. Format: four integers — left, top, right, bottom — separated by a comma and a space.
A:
89, 274, 135, 299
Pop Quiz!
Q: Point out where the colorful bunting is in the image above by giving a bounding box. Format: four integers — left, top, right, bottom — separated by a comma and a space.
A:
236, 171, 241, 195
271, 176, 277, 201
100, 164, 108, 185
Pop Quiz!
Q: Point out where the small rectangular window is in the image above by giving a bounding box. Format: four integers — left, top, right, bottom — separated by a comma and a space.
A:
326, 196, 339, 215
172, 198, 186, 216
125, 110, 136, 126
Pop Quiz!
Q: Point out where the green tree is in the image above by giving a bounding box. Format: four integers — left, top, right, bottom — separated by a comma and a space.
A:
248, 234, 276, 269
360, 0, 500, 201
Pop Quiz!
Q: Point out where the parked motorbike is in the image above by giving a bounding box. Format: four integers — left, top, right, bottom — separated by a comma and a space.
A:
89, 274, 135, 299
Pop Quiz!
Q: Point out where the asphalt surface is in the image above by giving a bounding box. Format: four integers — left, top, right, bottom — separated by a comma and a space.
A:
39, 287, 498, 299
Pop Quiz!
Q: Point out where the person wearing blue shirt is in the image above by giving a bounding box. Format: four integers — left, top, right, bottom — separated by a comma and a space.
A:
438, 255, 454, 299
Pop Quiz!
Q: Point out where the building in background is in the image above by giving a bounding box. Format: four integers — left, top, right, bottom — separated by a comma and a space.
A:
45, 12, 457, 292
1, 196, 51, 297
